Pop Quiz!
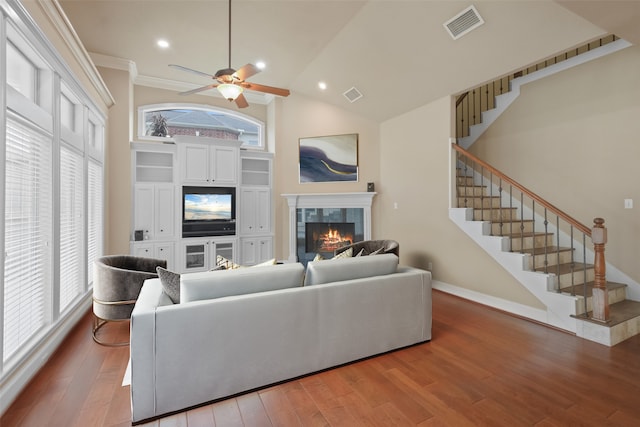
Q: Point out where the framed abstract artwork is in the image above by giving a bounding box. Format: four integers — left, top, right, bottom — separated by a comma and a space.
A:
299, 133, 358, 183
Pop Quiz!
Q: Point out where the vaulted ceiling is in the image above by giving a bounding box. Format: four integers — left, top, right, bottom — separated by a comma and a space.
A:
59, 0, 640, 122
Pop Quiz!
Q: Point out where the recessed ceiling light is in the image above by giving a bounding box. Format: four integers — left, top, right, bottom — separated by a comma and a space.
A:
256, 61, 266, 69
157, 39, 170, 49
318, 81, 327, 90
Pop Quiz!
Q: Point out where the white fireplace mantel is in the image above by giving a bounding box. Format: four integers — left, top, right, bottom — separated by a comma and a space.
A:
282, 192, 376, 262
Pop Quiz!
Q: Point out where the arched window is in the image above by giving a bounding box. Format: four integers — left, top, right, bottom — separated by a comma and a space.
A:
137, 103, 265, 149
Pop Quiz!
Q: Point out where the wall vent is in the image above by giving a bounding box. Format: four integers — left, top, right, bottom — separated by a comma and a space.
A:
343, 87, 363, 103
444, 5, 484, 40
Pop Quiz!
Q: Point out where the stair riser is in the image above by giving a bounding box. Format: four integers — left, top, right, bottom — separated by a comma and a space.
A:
491, 221, 534, 235
574, 286, 628, 315
509, 235, 554, 251
473, 209, 519, 221
457, 186, 487, 197
456, 176, 474, 186
558, 269, 595, 288
526, 251, 574, 270
458, 197, 502, 209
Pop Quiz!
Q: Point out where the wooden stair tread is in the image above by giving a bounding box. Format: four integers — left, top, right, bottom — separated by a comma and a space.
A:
517, 246, 573, 255
560, 281, 627, 297
576, 300, 640, 327
534, 262, 593, 274
502, 231, 553, 238
473, 207, 517, 211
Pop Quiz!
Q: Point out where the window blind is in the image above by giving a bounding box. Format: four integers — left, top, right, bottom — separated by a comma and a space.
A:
3, 114, 52, 362
87, 160, 103, 287
59, 145, 84, 312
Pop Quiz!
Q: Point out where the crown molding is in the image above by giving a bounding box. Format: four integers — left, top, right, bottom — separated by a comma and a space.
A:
37, 0, 115, 108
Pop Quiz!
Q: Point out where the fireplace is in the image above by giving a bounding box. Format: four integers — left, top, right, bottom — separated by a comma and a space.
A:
282, 192, 376, 264
305, 222, 355, 253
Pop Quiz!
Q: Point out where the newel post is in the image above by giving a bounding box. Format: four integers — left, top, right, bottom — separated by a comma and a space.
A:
591, 218, 610, 322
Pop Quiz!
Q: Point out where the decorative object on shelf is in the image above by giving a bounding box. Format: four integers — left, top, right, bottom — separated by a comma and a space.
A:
299, 133, 358, 183
367, 182, 375, 192
148, 114, 168, 137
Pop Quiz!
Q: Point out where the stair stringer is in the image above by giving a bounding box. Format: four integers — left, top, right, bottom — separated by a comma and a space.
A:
458, 38, 632, 149
449, 207, 579, 332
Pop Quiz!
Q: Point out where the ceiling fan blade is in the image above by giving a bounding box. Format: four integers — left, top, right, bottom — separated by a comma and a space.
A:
241, 82, 290, 97
169, 64, 215, 79
235, 93, 249, 108
179, 84, 218, 96
233, 64, 260, 81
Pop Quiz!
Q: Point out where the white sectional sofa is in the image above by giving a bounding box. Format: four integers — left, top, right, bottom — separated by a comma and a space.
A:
130, 254, 432, 423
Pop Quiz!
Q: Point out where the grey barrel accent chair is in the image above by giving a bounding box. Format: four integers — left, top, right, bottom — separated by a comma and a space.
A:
333, 239, 399, 257
92, 255, 166, 346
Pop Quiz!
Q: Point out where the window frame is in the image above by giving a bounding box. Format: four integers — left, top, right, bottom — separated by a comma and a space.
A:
137, 103, 266, 150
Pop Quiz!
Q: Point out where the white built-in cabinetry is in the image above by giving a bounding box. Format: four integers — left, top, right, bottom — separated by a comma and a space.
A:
239, 151, 273, 265
179, 141, 238, 185
130, 137, 273, 273
130, 143, 176, 269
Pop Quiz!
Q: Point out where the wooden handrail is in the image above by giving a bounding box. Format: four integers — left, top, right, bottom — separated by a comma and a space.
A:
452, 143, 591, 236
455, 91, 469, 108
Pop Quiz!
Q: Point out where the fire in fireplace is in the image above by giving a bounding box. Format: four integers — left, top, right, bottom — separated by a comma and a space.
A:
305, 222, 355, 253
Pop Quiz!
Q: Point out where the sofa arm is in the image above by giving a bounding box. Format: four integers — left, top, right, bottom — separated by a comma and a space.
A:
130, 278, 169, 422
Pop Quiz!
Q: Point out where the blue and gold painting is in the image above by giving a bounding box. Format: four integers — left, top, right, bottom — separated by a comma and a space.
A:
299, 134, 358, 183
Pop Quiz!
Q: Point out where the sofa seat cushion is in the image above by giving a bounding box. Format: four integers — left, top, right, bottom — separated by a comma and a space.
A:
180, 262, 305, 303
304, 253, 398, 286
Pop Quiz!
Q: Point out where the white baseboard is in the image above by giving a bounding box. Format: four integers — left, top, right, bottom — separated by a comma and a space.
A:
432, 280, 548, 324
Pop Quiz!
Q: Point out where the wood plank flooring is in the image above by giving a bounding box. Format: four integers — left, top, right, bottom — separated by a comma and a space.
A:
3, 290, 640, 426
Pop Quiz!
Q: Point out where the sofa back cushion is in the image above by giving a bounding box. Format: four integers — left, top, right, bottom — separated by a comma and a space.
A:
180, 263, 305, 303
304, 253, 398, 286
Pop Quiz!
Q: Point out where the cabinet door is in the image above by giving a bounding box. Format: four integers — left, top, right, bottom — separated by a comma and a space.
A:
211, 146, 237, 184
133, 243, 154, 258
256, 189, 271, 233
155, 242, 174, 270
134, 184, 154, 240
155, 185, 174, 238
182, 144, 209, 183
182, 241, 208, 273
258, 237, 273, 262
241, 239, 258, 265
239, 188, 257, 234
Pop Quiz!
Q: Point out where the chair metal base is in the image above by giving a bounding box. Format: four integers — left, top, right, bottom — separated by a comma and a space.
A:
92, 315, 130, 347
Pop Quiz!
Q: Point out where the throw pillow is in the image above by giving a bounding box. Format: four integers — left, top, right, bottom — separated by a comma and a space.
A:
156, 266, 180, 304
355, 248, 365, 257
209, 265, 226, 272
313, 253, 325, 262
216, 255, 242, 270
253, 258, 277, 267
332, 247, 353, 259
370, 247, 384, 255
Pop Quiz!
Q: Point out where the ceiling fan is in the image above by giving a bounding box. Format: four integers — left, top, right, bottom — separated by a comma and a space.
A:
169, 0, 290, 108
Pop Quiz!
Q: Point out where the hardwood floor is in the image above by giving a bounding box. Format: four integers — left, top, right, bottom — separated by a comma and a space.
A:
3, 290, 640, 426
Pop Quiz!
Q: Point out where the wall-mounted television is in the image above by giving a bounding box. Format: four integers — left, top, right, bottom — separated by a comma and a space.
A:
182, 186, 236, 237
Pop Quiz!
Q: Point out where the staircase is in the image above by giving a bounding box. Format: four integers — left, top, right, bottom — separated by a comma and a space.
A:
455, 35, 631, 149
450, 144, 640, 346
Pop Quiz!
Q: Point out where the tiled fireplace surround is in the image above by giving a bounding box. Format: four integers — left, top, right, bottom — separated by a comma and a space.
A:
282, 193, 376, 263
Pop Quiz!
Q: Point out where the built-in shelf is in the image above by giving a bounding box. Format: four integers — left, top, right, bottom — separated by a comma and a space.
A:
241, 157, 270, 186
134, 149, 174, 183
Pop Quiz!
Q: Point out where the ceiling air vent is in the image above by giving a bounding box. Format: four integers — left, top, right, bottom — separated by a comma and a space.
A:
343, 87, 363, 103
444, 5, 484, 40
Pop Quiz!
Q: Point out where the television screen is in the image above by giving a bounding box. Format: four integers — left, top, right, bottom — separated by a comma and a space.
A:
184, 193, 232, 221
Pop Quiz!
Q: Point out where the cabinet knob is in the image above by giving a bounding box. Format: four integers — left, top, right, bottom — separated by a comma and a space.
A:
160, 229, 164, 232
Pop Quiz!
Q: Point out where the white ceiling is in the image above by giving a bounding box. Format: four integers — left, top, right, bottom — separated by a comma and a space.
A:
58, 0, 639, 122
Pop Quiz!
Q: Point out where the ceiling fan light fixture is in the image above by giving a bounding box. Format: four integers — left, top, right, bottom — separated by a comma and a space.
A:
218, 83, 243, 101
